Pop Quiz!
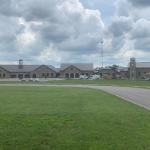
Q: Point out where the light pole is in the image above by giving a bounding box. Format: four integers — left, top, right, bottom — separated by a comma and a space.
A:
100, 39, 104, 78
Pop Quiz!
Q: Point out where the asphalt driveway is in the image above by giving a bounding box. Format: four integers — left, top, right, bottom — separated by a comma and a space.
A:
91, 86, 150, 110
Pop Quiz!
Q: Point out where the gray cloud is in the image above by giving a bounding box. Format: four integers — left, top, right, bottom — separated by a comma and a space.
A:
112, 0, 150, 54
0, 0, 16, 16
0, 15, 24, 52
105, 16, 133, 52
134, 37, 150, 51
128, 0, 150, 7
130, 19, 150, 39
129, 19, 150, 51
116, 0, 131, 17
109, 17, 133, 37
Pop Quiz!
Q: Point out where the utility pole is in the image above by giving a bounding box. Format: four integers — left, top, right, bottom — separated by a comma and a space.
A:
100, 39, 104, 78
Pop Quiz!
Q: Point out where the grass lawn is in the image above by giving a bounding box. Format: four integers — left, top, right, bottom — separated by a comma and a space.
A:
48, 79, 150, 87
0, 86, 150, 150
0, 79, 150, 88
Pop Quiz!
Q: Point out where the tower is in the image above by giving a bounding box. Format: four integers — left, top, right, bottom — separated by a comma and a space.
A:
129, 58, 136, 80
18, 59, 23, 69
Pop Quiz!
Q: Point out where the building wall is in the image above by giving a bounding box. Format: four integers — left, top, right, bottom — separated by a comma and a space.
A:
0, 66, 57, 79
31, 65, 56, 78
129, 58, 150, 80
60, 66, 93, 78
129, 58, 136, 80
9, 72, 29, 79
0, 67, 10, 78
119, 71, 129, 79
60, 66, 81, 78
0, 65, 94, 79
136, 68, 150, 79
4, 63, 150, 80
101, 69, 114, 79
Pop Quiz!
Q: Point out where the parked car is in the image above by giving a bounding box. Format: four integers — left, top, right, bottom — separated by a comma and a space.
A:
21, 78, 27, 82
34, 78, 40, 82
89, 75, 101, 80
80, 75, 88, 80
145, 78, 150, 81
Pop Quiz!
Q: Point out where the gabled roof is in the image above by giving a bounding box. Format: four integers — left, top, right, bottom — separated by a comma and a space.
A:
136, 62, 150, 68
48, 65, 58, 73
0, 65, 57, 73
60, 63, 93, 71
0, 65, 39, 73
55, 68, 61, 73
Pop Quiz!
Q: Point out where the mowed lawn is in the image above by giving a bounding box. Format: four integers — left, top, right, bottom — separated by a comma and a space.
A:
0, 79, 150, 88
47, 79, 150, 88
0, 86, 150, 150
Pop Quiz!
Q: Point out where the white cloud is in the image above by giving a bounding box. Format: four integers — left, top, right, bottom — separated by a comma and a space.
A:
0, 0, 149, 66
0, 0, 105, 65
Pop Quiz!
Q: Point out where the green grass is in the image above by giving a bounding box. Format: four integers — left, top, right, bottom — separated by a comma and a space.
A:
0, 79, 150, 88
0, 86, 150, 150
48, 79, 150, 87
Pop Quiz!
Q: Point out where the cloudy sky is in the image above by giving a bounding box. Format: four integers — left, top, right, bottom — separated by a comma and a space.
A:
0, 0, 150, 67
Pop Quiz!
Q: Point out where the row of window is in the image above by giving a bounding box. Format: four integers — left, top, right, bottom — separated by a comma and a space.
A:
42, 73, 54, 77
65, 73, 89, 78
0, 72, 90, 79
10, 73, 55, 79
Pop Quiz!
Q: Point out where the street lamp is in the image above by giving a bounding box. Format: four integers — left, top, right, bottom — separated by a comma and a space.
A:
100, 39, 104, 78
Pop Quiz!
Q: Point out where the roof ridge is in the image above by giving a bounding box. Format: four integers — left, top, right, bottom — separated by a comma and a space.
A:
137, 62, 150, 63
61, 63, 93, 64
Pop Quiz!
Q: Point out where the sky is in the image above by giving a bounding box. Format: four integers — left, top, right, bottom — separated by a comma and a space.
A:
0, 0, 150, 67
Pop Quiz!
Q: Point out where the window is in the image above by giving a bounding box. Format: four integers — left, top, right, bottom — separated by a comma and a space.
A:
33, 74, 36, 78
0, 74, 1, 78
70, 68, 74, 71
25, 74, 30, 78
11, 75, 17, 78
51, 73, 53, 77
56, 73, 60, 78
70, 73, 74, 78
18, 74, 23, 79
75, 73, 79, 78
65, 73, 69, 78
47, 73, 49, 77
138, 72, 141, 76
42, 73, 45, 77
3, 73, 5, 78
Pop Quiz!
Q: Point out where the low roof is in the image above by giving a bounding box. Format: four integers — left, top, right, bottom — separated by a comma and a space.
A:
117, 67, 128, 72
0, 65, 57, 73
136, 62, 150, 68
60, 63, 93, 71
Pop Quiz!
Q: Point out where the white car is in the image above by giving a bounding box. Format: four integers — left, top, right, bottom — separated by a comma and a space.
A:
21, 78, 27, 82
145, 78, 150, 81
89, 75, 101, 80
80, 75, 88, 80
34, 78, 40, 82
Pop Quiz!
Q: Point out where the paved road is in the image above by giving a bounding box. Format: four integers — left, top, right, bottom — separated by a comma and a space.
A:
1, 84, 150, 110
91, 86, 150, 110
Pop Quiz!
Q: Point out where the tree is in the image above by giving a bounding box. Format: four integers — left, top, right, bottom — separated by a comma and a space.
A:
109, 65, 119, 79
